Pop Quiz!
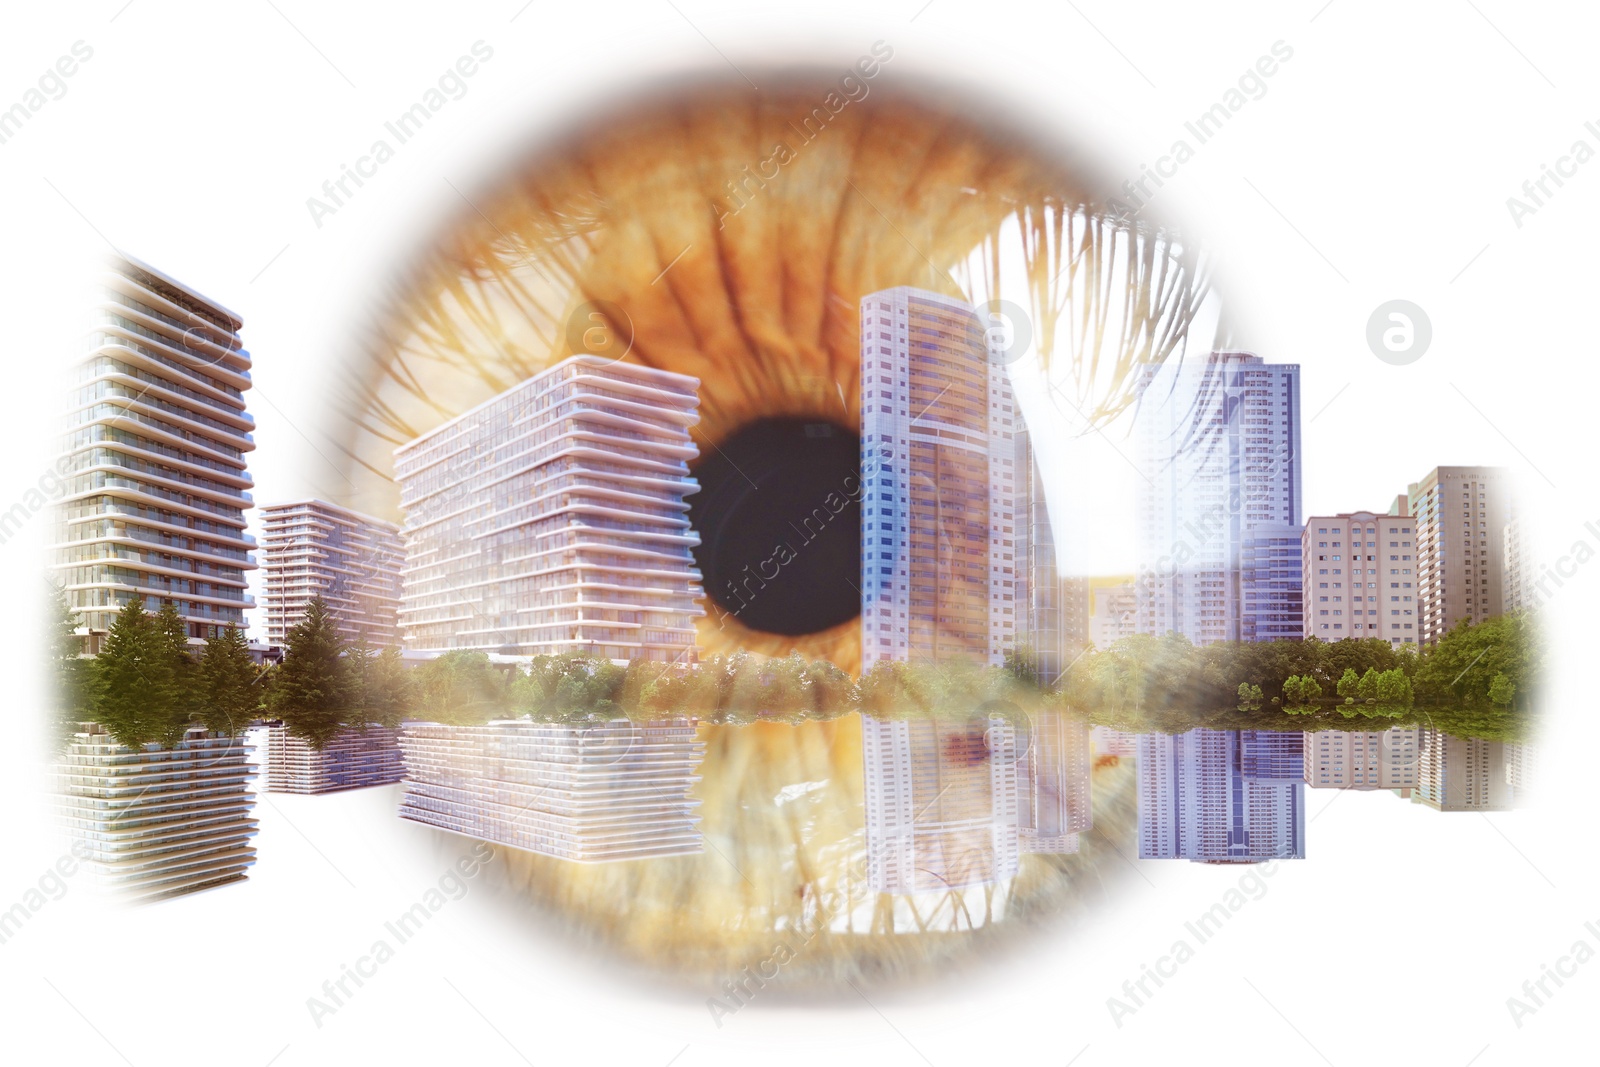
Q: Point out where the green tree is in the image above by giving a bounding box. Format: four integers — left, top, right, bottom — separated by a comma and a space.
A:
1237, 682, 1263, 704
412, 649, 510, 725
47, 581, 92, 743
198, 624, 259, 735
1335, 667, 1361, 700
362, 646, 413, 726
268, 596, 354, 747
1488, 672, 1516, 707
1374, 668, 1413, 706
92, 596, 178, 748
1356, 667, 1381, 702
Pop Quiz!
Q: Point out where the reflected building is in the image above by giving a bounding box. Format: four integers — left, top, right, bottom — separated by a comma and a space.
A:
860, 714, 1020, 892
1091, 725, 1138, 759
1413, 728, 1512, 811
398, 720, 704, 861
1505, 740, 1538, 804
1017, 710, 1092, 854
1138, 729, 1305, 863
1303, 727, 1419, 790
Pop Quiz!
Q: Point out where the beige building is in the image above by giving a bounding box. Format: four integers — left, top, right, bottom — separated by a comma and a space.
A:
259, 499, 403, 647
1408, 466, 1513, 644
1303, 506, 1419, 646
1303, 728, 1419, 790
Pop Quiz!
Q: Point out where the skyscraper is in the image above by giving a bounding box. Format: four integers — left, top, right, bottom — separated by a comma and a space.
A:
394, 356, 704, 662
1408, 466, 1513, 644
54, 254, 257, 648
1241, 524, 1304, 641
860, 714, 1021, 892
1503, 508, 1532, 613
1302, 507, 1420, 646
1138, 729, 1305, 863
859, 287, 1017, 671
1014, 427, 1070, 681
258, 499, 403, 647
1134, 352, 1301, 645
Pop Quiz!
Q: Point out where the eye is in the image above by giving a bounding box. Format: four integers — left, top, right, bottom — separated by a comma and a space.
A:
335, 73, 1209, 982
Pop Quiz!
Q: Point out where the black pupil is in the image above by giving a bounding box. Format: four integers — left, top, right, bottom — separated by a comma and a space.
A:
690, 417, 862, 636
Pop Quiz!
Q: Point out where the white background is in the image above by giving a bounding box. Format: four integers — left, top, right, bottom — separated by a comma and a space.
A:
1, 2, 1596, 1064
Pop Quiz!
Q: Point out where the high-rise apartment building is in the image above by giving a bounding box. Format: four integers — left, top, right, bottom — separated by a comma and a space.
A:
860, 714, 1021, 891
1089, 578, 1137, 650
54, 254, 257, 647
1302, 507, 1419, 646
1413, 728, 1512, 811
1134, 352, 1301, 645
1503, 510, 1532, 613
1014, 428, 1078, 682
259, 499, 403, 647
1408, 466, 1513, 644
859, 287, 1017, 671
1241, 524, 1304, 641
394, 356, 704, 662
1138, 729, 1305, 863
1302, 728, 1419, 790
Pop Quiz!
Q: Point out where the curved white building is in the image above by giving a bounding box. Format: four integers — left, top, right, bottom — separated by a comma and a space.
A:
395, 355, 704, 661
54, 254, 256, 647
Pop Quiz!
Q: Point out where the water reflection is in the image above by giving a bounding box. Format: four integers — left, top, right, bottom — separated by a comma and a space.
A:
395, 712, 1535, 986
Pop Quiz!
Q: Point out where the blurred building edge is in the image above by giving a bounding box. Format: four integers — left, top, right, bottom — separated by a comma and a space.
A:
52, 253, 258, 653
54, 722, 258, 902
258, 499, 403, 649
396, 719, 704, 862
1017, 710, 1092, 854
394, 355, 704, 663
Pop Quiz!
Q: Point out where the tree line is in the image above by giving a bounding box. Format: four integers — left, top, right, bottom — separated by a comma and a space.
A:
52, 583, 1538, 751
